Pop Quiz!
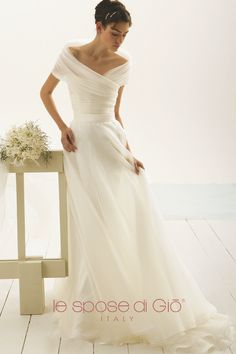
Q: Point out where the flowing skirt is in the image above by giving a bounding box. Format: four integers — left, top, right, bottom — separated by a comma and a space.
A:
48, 114, 236, 353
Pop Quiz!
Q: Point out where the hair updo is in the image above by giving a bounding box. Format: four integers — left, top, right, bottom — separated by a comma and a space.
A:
94, 0, 132, 28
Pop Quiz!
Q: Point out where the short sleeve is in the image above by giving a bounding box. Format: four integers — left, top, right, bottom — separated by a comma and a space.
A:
120, 61, 131, 86
118, 48, 132, 86
51, 45, 67, 81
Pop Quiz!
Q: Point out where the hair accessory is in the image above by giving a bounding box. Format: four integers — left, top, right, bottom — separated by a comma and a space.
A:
105, 11, 118, 20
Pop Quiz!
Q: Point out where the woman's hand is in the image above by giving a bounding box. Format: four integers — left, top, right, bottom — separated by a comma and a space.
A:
125, 140, 144, 174
133, 156, 145, 175
61, 126, 77, 152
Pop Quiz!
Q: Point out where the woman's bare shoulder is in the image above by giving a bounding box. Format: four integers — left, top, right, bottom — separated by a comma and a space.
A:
67, 44, 128, 64
112, 52, 128, 64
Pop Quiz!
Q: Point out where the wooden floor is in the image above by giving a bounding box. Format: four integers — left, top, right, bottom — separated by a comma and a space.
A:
0, 219, 236, 354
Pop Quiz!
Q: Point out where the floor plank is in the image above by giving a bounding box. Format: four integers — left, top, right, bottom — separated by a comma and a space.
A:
188, 219, 236, 299
1, 219, 236, 353
165, 219, 236, 352
0, 280, 29, 354
166, 220, 235, 311
22, 279, 60, 354
0, 279, 13, 314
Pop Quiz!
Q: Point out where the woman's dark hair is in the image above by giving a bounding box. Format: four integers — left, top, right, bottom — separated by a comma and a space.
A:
95, 0, 132, 28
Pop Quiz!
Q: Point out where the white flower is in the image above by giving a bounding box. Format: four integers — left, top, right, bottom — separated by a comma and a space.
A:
0, 120, 52, 166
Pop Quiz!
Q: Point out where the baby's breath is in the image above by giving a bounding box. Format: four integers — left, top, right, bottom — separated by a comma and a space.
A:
0, 120, 52, 167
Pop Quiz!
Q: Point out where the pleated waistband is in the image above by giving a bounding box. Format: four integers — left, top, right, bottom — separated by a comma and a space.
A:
71, 113, 116, 124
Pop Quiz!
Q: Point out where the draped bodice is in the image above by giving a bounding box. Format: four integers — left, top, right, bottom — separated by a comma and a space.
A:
51, 38, 131, 122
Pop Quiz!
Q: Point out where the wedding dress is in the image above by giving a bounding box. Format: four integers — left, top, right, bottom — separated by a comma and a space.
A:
1, 37, 235, 353
45, 38, 236, 352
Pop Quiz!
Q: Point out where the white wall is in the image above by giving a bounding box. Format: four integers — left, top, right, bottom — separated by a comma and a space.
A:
0, 0, 236, 183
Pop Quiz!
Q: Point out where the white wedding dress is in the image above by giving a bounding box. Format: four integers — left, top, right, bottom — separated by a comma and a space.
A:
45, 39, 236, 352
1, 37, 234, 353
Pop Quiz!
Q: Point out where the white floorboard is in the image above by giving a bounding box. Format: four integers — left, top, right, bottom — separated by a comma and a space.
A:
0, 219, 235, 353
0, 279, 29, 354
188, 219, 236, 299
21, 279, 60, 354
0, 279, 13, 313
166, 219, 236, 318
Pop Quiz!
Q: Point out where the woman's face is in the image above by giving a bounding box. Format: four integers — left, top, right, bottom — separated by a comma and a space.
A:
100, 21, 130, 51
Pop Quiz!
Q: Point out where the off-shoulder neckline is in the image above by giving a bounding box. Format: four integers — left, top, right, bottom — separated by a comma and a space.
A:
64, 43, 129, 78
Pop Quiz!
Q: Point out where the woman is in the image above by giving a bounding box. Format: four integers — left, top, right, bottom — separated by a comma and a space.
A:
40, 0, 236, 352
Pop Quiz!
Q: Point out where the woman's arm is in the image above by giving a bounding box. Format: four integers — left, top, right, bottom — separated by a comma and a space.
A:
114, 86, 132, 152
40, 74, 68, 131
40, 73, 77, 152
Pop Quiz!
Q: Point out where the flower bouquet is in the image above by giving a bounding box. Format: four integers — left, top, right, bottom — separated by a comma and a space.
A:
0, 120, 52, 167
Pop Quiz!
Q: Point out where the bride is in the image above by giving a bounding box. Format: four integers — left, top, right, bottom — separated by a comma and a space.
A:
39, 0, 236, 352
